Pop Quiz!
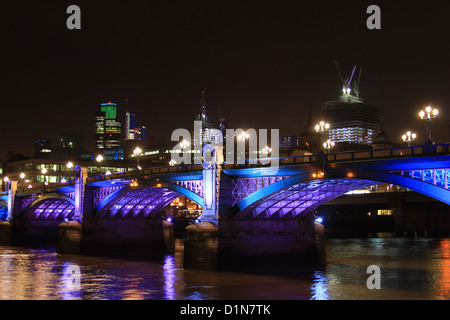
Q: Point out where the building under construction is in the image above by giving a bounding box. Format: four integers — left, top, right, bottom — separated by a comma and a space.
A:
321, 62, 381, 151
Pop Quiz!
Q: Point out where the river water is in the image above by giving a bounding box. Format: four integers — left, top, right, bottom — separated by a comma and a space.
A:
1, 234, 450, 300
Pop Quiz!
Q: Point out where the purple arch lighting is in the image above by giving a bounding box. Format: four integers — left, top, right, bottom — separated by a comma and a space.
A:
237, 178, 379, 219
24, 198, 75, 220
0, 201, 7, 221
97, 187, 185, 219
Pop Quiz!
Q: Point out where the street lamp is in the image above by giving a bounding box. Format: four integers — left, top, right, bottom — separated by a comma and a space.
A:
133, 147, 143, 169
402, 131, 417, 147
20, 172, 25, 192
66, 161, 73, 182
169, 159, 176, 166
41, 167, 47, 189
96, 155, 104, 175
180, 140, 190, 149
3, 176, 9, 192
315, 121, 330, 150
323, 140, 335, 152
315, 121, 330, 133
237, 131, 249, 141
261, 146, 272, 155
419, 105, 438, 144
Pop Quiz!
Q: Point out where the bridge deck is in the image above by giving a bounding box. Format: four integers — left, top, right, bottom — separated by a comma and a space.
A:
6, 143, 450, 197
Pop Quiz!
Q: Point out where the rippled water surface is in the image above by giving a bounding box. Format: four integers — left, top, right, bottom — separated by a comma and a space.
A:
2, 235, 450, 300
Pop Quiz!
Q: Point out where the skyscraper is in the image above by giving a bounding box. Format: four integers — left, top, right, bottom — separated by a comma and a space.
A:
95, 102, 123, 159
125, 112, 146, 141
191, 89, 222, 163
193, 89, 219, 146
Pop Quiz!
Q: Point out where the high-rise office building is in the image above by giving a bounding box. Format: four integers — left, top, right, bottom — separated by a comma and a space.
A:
191, 89, 221, 163
95, 102, 123, 159
125, 112, 146, 141
193, 89, 220, 145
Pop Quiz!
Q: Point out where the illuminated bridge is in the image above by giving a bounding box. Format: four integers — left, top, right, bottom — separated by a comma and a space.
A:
0, 143, 449, 268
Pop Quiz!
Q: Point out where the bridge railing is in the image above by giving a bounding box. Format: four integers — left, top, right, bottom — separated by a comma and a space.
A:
224, 143, 450, 168
15, 164, 203, 194
325, 143, 449, 162
85, 163, 203, 184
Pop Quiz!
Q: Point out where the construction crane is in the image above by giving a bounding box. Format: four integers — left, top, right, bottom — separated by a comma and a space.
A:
334, 60, 363, 101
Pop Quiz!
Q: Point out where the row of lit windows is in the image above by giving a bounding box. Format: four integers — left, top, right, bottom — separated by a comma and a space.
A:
328, 127, 374, 144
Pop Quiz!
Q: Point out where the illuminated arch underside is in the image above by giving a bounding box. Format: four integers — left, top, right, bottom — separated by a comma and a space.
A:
237, 178, 380, 219
25, 198, 75, 220
0, 202, 7, 221
97, 187, 187, 219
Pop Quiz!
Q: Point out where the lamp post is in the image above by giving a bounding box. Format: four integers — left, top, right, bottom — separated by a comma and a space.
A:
315, 121, 331, 173
133, 147, 142, 170
315, 121, 330, 150
261, 146, 272, 156
419, 105, 438, 144
237, 131, 249, 141
236, 131, 249, 163
20, 172, 25, 192
66, 161, 73, 183
96, 155, 104, 175
3, 176, 9, 193
315, 121, 330, 133
180, 140, 190, 149
41, 167, 47, 191
402, 131, 417, 147
323, 140, 335, 153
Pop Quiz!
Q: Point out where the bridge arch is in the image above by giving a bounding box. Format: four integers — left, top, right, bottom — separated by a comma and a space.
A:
23, 193, 75, 220
95, 180, 203, 219
355, 170, 450, 205
0, 200, 7, 221
233, 169, 450, 218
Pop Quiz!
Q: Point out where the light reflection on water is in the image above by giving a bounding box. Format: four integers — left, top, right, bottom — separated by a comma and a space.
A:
1, 236, 450, 299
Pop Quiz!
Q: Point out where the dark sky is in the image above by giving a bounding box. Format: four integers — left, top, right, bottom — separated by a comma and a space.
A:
2, 0, 450, 159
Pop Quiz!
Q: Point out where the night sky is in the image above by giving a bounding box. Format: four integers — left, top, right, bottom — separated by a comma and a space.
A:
2, 0, 450, 159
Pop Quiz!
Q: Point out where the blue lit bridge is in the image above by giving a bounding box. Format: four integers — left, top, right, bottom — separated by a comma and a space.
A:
0, 143, 449, 268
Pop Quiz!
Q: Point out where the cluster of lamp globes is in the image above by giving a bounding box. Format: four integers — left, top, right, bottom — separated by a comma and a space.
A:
402, 105, 439, 146
315, 121, 335, 150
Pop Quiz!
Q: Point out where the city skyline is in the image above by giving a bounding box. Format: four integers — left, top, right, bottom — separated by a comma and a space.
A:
2, 1, 449, 159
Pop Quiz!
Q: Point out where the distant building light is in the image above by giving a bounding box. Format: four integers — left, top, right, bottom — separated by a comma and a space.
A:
345, 189, 370, 195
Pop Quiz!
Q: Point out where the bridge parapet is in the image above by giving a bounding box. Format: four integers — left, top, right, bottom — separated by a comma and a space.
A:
223, 143, 450, 168
85, 164, 203, 184
389, 168, 449, 189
